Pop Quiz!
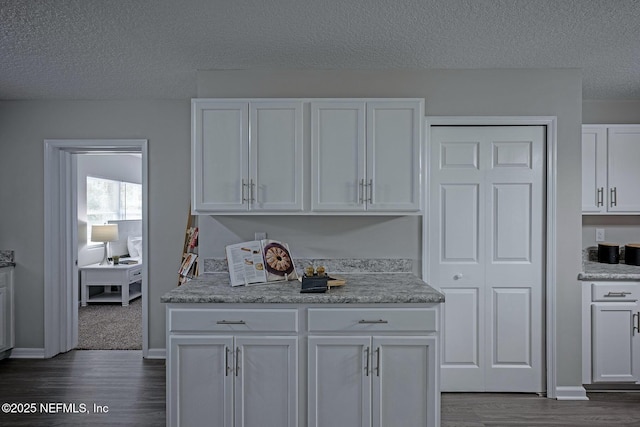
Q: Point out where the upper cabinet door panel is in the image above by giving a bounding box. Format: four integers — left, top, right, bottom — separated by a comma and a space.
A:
311, 101, 366, 211
366, 101, 422, 211
581, 127, 607, 213
607, 127, 640, 213
193, 101, 249, 212
250, 101, 304, 211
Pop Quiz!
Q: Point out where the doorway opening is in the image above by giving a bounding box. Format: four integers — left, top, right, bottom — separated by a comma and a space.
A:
76, 153, 143, 350
44, 140, 149, 358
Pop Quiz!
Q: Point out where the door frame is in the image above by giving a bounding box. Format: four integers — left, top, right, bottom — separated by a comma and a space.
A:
44, 139, 149, 358
423, 116, 557, 398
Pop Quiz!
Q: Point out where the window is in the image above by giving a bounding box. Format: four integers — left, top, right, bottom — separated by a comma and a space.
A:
87, 176, 142, 244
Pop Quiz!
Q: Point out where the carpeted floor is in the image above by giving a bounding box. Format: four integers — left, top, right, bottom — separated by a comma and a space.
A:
77, 296, 142, 350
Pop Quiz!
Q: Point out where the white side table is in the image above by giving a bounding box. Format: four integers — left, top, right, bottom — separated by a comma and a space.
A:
80, 262, 142, 306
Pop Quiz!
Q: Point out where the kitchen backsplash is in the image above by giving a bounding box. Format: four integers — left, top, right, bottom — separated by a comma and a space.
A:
584, 246, 627, 263
202, 258, 413, 274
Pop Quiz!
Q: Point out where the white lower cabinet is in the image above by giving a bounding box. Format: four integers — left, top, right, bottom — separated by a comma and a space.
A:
0, 267, 15, 357
166, 304, 440, 427
308, 335, 437, 427
307, 307, 439, 427
168, 335, 297, 427
582, 282, 640, 384
167, 307, 298, 427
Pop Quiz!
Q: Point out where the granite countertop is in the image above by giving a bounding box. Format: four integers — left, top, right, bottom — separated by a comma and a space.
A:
161, 273, 445, 304
578, 261, 640, 281
0, 250, 15, 268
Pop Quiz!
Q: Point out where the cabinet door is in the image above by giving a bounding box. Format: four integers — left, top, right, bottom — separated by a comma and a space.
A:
366, 101, 422, 211
0, 269, 13, 352
592, 303, 640, 382
168, 335, 234, 427
192, 100, 249, 212
311, 101, 366, 211
607, 127, 640, 213
235, 336, 298, 427
581, 126, 606, 213
308, 336, 371, 427
250, 101, 304, 211
371, 336, 438, 427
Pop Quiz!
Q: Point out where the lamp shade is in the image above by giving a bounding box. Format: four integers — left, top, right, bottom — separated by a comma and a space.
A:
92, 224, 119, 242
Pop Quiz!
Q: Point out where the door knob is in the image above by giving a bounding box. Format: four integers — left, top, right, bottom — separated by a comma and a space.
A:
453, 274, 463, 280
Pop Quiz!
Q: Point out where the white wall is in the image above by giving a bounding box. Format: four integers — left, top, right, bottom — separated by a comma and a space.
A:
583, 100, 640, 124
0, 100, 190, 350
196, 68, 584, 388
77, 153, 142, 266
583, 216, 640, 249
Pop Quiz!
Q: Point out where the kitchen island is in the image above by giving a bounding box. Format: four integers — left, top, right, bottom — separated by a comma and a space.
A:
163, 272, 444, 427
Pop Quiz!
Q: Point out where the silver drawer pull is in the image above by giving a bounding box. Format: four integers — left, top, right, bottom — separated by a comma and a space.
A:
605, 292, 632, 297
358, 319, 388, 324
216, 320, 246, 325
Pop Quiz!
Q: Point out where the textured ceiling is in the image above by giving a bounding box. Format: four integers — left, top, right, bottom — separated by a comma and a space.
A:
1, 0, 639, 100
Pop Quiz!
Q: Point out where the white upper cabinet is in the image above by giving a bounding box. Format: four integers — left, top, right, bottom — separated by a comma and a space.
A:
608, 127, 640, 212
192, 99, 303, 213
582, 125, 640, 214
193, 98, 423, 214
311, 99, 423, 213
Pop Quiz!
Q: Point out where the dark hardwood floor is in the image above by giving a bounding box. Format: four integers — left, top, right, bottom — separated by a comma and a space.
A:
0, 350, 165, 426
1, 350, 639, 426
442, 392, 640, 426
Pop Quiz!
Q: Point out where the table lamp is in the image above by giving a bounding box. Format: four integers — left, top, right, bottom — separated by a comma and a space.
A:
92, 224, 119, 265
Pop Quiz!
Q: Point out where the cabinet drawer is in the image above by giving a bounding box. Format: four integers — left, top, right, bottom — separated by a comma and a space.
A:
169, 308, 298, 333
307, 308, 437, 333
128, 267, 143, 283
83, 269, 124, 284
591, 282, 640, 302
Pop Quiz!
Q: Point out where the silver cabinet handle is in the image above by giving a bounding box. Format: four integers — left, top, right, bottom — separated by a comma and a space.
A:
359, 179, 365, 204
597, 187, 604, 207
364, 346, 370, 376
610, 187, 617, 207
453, 273, 463, 280
216, 320, 246, 325
368, 179, 373, 203
241, 179, 248, 203
633, 313, 639, 336
249, 179, 256, 203
604, 292, 631, 298
235, 347, 240, 377
375, 347, 381, 377
358, 319, 388, 324
225, 346, 231, 376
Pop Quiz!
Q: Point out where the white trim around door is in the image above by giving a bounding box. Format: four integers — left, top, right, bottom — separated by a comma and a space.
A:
44, 139, 149, 358
423, 116, 559, 399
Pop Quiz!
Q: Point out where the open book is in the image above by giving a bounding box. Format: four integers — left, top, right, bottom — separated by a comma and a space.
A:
225, 239, 298, 286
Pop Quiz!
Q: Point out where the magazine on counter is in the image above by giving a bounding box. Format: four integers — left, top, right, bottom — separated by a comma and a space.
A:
225, 239, 298, 286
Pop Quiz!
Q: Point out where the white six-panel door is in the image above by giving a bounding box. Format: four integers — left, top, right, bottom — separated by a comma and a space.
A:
429, 126, 544, 392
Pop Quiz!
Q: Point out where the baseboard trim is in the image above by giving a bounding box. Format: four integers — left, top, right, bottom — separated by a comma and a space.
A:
10, 348, 46, 359
145, 348, 166, 359
555, 386, 589, 400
